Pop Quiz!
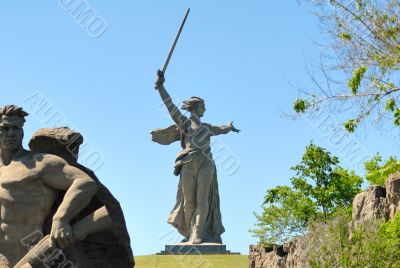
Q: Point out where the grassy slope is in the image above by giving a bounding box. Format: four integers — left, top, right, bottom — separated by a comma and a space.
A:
135, 255, 248, 268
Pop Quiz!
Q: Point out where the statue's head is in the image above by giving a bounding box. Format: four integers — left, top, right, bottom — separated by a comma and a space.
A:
0, 105, 29, 151
181, 96, 206, 118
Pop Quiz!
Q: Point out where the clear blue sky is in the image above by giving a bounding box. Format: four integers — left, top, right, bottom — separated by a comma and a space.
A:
1, 1, 399, 256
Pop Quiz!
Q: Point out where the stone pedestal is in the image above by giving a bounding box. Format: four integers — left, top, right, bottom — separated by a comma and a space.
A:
158, 243, 239, 255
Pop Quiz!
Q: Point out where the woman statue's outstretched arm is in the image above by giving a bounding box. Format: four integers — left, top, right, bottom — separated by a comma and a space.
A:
209, 121, 241, 136
154, 70, 187, 126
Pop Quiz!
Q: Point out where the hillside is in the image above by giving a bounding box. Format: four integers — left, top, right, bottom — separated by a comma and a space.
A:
135, 254, 248, 268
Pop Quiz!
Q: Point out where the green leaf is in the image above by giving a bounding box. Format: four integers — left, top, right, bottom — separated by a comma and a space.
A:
343, 119, 357, 132
394, 109, 400, 126
293, 98, 310, 113
339, 33, 352, 41
386, 98, 396, 111
348, 66, 367, 94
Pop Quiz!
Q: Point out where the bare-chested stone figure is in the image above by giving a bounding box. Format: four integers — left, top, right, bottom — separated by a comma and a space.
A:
0, 105, 98, 267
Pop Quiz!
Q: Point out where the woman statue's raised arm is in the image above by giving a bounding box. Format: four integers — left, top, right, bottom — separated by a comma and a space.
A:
154, 70, 187, 126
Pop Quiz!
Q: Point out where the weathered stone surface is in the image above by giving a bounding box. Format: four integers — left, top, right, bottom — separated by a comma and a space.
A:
0, 106, 101, 267
349, 185, 386, 231
0, 255, 8, 268
249, 244, 286, 268
29, 127, 134, 268
29, 127, 83, 165
385, 172, 400, 220
283, 238, 308, 268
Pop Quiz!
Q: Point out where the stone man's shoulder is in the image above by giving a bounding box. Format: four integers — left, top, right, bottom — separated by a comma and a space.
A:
30, 152, 69, 169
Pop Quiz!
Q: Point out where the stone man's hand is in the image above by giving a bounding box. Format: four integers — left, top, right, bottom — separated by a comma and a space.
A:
155, 69, 165, 90
50, 219, 74, 249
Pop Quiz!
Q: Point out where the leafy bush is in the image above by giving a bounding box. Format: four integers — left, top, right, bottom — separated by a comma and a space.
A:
251, 142, 362, 246
364, 153, 400, 186
307, 212, 400, 267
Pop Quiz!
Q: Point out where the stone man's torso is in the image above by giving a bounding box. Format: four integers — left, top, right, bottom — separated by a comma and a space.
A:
0, 152, 57, 265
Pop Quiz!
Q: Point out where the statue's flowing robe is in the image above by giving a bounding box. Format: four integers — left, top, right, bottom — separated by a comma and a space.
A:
151, 123, 225, 243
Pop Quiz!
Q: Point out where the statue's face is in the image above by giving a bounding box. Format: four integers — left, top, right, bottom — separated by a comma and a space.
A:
193, 103, 206, 118
0, 115, 24, 151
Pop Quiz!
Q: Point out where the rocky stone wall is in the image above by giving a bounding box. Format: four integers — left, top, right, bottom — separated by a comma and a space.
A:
385, 173, 400, 219
349, 185, 386, 233
248, 239, 307, 268
249, 244, 286, 268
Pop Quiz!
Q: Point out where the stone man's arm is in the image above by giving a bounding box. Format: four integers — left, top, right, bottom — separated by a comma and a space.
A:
209, 121, 240, 136
41, 155, 98, 249
155, 70, 187, 127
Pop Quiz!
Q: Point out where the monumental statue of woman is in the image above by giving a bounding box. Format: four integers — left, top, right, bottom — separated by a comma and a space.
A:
151, 70, 240, 244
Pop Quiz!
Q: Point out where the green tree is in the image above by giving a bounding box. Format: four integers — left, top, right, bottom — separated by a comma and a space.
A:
291, 142, 363, 221
251, 186, 318, 245
294, 0, 400, 132
251, 142, 363, 246
364, 153, 400, 186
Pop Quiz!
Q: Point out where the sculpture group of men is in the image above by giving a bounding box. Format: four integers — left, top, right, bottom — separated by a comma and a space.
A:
0, 106, 133, 267
0, 105, 99, 266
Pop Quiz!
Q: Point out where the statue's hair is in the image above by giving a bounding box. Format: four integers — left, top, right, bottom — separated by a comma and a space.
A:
181, 96, 204, 112
0, 105, 29, 123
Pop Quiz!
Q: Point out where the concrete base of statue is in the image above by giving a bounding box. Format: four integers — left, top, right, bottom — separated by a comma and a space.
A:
157, 243, 240, 255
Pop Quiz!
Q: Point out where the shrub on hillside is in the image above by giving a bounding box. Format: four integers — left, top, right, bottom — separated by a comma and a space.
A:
306, 212, 400, 267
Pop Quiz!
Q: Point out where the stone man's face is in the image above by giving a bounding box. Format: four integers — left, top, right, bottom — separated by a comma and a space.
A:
0, 115, 24, 151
